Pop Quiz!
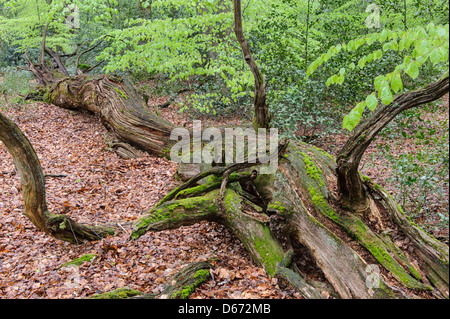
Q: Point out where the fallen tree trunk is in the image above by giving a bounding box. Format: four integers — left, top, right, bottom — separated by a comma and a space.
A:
37, 74, 176, 158
4, 90, 448, 297
23, 25, 176, 159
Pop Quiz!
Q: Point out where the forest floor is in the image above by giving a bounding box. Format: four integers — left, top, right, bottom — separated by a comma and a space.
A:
0, 86, 448, 299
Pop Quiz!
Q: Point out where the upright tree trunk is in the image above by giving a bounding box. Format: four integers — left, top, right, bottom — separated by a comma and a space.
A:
233, 0, 270, 130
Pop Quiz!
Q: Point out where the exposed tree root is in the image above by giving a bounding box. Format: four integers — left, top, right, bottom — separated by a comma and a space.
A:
8, 27, 447, 299
367, 180, 449, 298
129, 141, 448, 299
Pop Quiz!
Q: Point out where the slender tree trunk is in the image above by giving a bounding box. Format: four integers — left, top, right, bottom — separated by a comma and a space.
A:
233, 0, 270, 130
305, 0, 311, 72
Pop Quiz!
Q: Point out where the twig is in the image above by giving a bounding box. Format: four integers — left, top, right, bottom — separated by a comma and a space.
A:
44, 174, 68, 178
76, 38, 106, 71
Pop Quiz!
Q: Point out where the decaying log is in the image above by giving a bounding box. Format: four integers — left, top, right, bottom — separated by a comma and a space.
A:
8, 24, 448, 299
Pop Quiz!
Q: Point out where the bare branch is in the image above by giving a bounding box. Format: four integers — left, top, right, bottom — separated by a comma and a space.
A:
60, 40, 88, 59
44, 46, 70, 76
78, 59, 105, 75
76, 38, 106, 71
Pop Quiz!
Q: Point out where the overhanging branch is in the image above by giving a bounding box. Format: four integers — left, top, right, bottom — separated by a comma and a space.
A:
336, 75, 449, 210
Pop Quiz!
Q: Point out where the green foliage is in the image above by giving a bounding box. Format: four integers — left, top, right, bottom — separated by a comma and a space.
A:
1, 0, 448, 144
0, 0, 141, 69
308, 23, 449, 131
99, 0, 255, 113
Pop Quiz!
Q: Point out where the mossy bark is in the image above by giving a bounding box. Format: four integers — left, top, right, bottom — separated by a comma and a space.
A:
90, 262, 213, 299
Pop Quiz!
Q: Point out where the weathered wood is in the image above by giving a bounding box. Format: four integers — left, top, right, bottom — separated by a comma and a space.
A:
14, 26, 448, 300
367, 180, 449, 298
90, 261, 213, 299
42, 75, 176, 158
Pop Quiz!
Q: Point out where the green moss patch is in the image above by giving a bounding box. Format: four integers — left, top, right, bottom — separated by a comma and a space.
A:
89, 287, 143, 299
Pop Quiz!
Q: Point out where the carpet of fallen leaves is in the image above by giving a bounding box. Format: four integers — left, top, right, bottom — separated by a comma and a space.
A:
0, 102, 298, 299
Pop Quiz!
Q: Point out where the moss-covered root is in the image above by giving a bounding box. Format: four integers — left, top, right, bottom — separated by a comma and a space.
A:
340, 213, 431, 291
220, 188, 286, 277
221, 189, 328, 299
276, 251, 326, 299
46, 214, 116, 243
283, 142, 431, 294
90, 262, 213, 300
158, 261, 213, 299
89, 287, 144, 299
274, 161, 400, 299
60, 254, 97, 269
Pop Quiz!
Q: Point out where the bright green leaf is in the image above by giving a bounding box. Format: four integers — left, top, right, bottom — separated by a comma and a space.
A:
430, 49, 443, 65
358, 56, 366, 69
391, 75, 403, 93
406, 61, 420, 79
379, 85, 394, 105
